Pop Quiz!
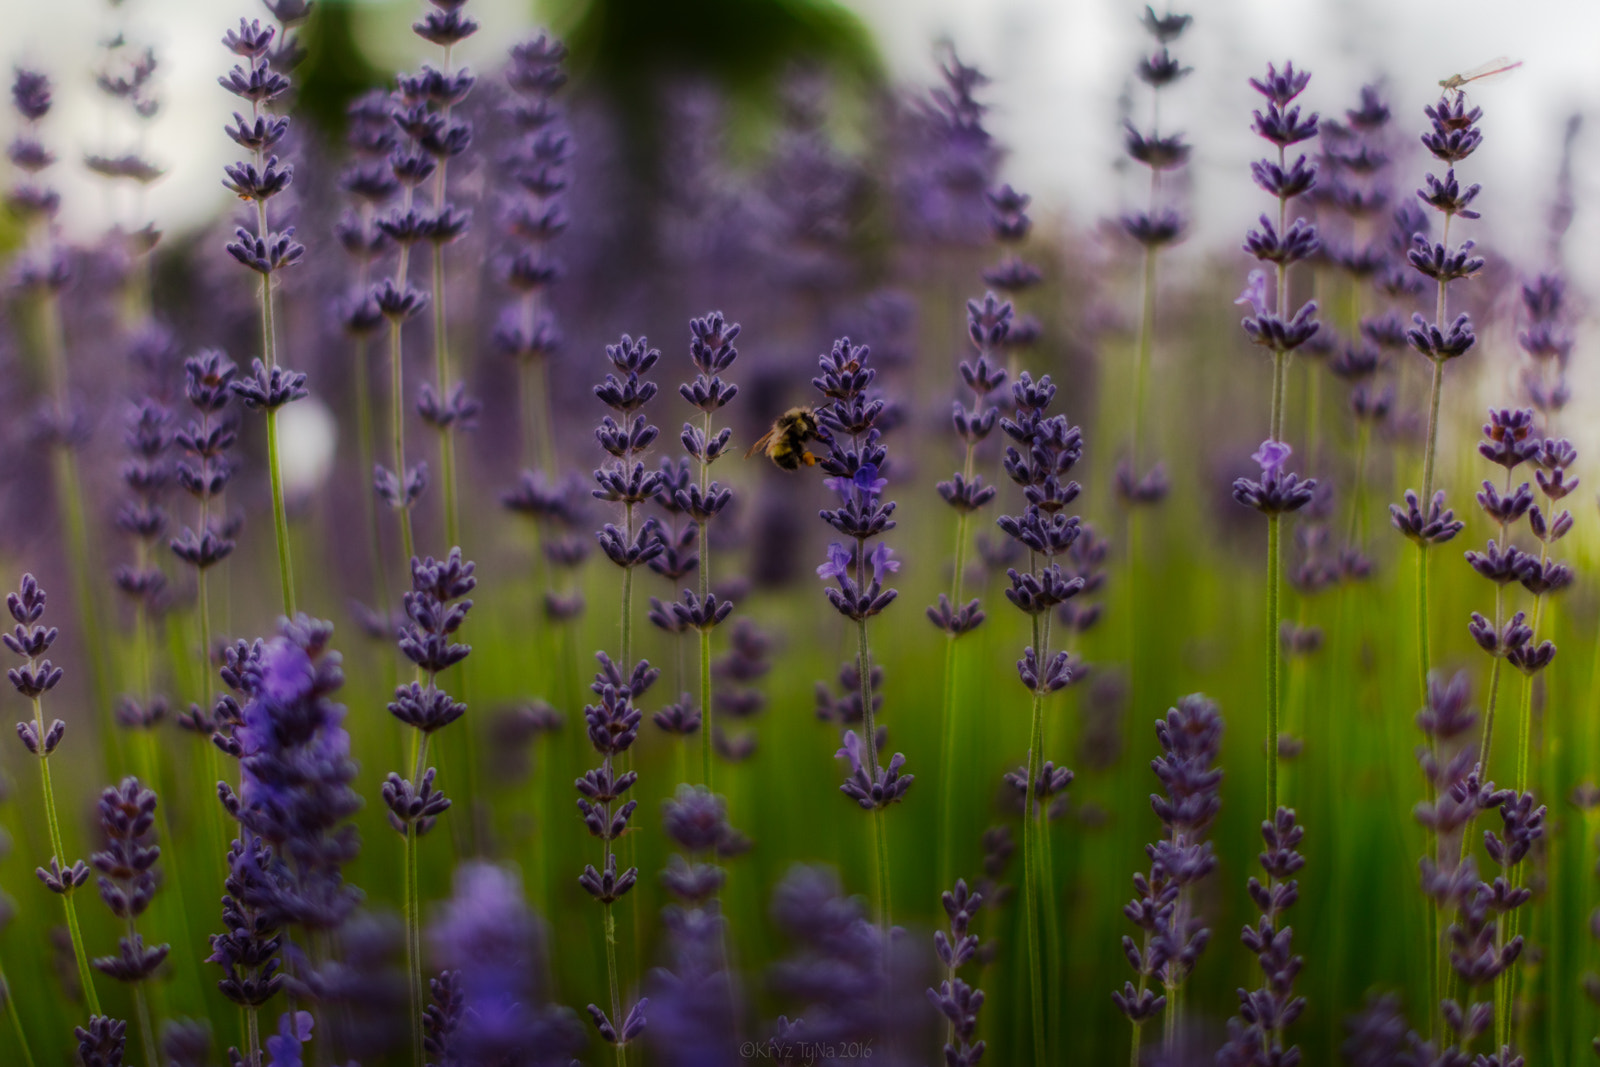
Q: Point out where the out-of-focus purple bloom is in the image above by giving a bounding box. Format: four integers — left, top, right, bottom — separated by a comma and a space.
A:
768, 865, 927, 1055
216, 616, 361, 932
429, 863, 586, 1065
1117, 695, 1221, 1029
264, 1011, 312, 1067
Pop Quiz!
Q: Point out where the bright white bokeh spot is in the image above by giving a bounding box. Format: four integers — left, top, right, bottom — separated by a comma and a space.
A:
276, 396, 337, 497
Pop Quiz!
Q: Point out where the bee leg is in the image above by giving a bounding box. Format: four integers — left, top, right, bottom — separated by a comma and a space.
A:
801, 451, 817, 467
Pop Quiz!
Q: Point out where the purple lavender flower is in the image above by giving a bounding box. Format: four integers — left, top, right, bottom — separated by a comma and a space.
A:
768, 865, 924, 1058
676, 312, 742, 784
1242, 61, 1321, 450
932, 294, 1008, 639
1218, 806, 1306, 1066
1233, 439, 1317, 515
813, 337, 910, 808
1116, 695, 1221, 1057
208, 835, 286, 1021
75, 1016, 128, 1067
994, 362, 1086, 1060
428, 863, 586, 1065
215, 617, 361, 933
929, 879, 986, 1066
648, 788, 743, 1064
5, 574, 103, 1014
1517, 274, 1572, 415
264, 1011, 312, 1067
218, 5, 309, 616
90, 778, 169, 984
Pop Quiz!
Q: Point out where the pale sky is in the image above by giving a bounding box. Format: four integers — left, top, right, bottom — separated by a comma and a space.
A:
6, 0, 1599, 288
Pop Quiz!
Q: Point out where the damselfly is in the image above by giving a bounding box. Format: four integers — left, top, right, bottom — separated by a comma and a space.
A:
1439, 57, 1523, 95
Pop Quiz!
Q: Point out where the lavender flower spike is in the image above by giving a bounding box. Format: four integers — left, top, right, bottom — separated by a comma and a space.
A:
428, 863, 585, 1065
5, 574, 101, 1016
1119, 4, 1192, 502
218, 5, 309, 615
812, 336, 908, 933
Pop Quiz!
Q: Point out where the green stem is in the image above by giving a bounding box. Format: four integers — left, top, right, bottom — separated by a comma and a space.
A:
257, 264, 297, 617
937, 505, 973, 891
1416, 544, 1432, 709
1022, 679, 1047, 1064
698, 624, 713, 788
936, 626, 960, 891
1267, 513, 1281, 818
1421, 358, 1445, 505
430, 243, 461, 551
403, 728, 431, 1067
353, 335, 391, 621
1131, 243, 1157, 470
30, 692, 99, 1016
1516, 648, 1538, 795
0, 959, 35, 1067
246, 1005, 261, 1067
604, 900, 626, 1067
856, 613, 881, 780
389, 322, 416, 566
1479, 645, 1504, 779
872, 805, 891, 929
1270, 350, 1286, 445
264, 407, 295, 616
1040, 806, 1063, 1056
132, 971, 158, 1067
698, 406, 717, 788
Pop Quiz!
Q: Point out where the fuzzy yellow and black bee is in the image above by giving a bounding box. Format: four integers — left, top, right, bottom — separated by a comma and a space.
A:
745, 407, 823, 471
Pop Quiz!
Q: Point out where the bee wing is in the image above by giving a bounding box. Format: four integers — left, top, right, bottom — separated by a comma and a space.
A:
745, 427, 777, 458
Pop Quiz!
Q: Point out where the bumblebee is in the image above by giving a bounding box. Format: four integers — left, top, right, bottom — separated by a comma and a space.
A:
746, 407, 823, 470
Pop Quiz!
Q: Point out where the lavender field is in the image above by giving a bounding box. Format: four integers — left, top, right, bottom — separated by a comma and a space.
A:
0, 0, 1592, 1064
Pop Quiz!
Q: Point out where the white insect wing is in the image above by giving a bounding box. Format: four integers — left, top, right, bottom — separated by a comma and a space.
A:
1442, 57, 1523, 90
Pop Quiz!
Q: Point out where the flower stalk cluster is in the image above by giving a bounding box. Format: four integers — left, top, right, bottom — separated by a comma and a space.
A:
1517, 274, 1572, 417
928, 879, 987, 1066
384, 549, 476, 1066
112, 398, 171, 737
494, 32, 571, 474
678, 313, 740, 786
1317, 82, 1398, 577
5, 575, 100, 1016
1394, 90, 1487, 708
647, 786, 747, 1059
1410, 672, 1536, 1058
210, 617, 362, 1064
406, 0, 481, 550
218, 6, 310, 615
336, 89, 402, 621
1116, 694, 1222, 1061
931, 293, 1007, 889
90, 778, 168, 1067
994, 357, 1086, 1061
1218, 807, 1307, 1066
1236, 61, 1321, 825
813, 337, 912, 931
1119, 4, 1192, 502
427, 863, 585, 1065
584, 332, 667, 1064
